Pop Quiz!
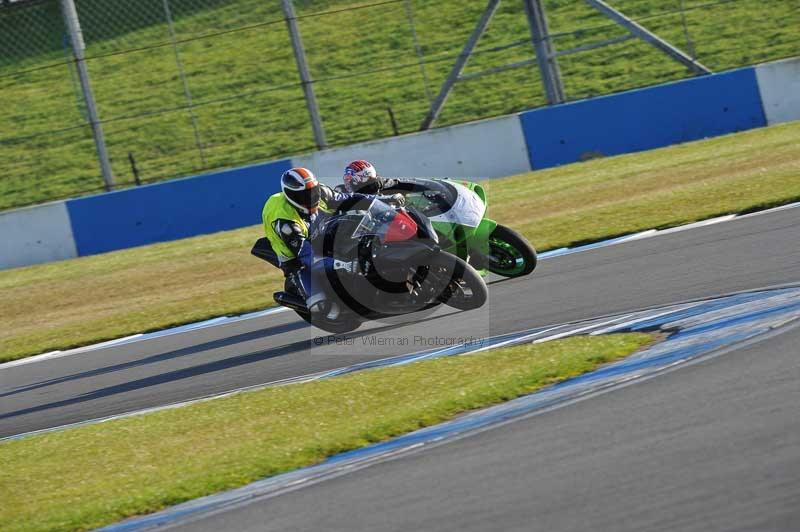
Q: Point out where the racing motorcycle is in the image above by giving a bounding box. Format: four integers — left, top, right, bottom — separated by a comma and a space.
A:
253, 198, 488, 334
399, 178, 537, 278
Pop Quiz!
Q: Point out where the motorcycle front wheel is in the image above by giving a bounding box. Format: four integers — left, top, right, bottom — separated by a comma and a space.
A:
487, 225, 537, 277
285, 278, 362, 334
302, 302, 362, 334
308, 312, 362, 334
429, 254, 488, 311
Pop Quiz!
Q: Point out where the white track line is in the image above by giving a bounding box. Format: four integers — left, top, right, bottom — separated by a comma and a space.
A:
532, 315, 636, 343
588, 303, 704, 335
0, 307, 289, 370
735, 201, 800, 219
654, 214, 737, 236
0, 334, 144, 369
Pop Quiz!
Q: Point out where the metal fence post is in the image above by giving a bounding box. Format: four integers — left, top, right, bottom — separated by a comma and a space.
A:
60, 0, 115, 191
404, 0, 433, 105
163, 0, 207, 168
281, 0, 327, 150
678, 0, 697, 62
522, 0, 565, 105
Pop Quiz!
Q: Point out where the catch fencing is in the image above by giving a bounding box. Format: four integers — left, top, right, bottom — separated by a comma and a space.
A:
0, 0, 797, 210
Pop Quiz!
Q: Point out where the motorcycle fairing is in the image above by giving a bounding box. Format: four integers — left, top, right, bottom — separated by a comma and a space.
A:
428, 180, 486, 228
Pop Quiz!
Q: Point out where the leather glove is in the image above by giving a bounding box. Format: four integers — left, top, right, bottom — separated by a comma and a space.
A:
381, 193, 406, 207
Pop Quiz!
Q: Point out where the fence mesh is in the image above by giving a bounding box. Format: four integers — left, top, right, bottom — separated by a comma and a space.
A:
0, 0, 798, 211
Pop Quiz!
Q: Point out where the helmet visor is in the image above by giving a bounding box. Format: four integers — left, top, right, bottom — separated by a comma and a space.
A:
286, 185, 321, 212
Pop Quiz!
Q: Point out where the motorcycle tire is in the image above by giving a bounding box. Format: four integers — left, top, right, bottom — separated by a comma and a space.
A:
293, 308, 313, 325
285, 278, 362, 334
309, 312, 362, 334
298, 304, 362, 334
431, 254, 488, 311
487, 224, 537, 278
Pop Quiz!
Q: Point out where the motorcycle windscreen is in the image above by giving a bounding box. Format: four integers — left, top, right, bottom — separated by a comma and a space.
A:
351, 198, 397, 240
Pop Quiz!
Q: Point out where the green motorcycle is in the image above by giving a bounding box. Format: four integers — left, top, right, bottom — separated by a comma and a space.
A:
401, 178, 537, 278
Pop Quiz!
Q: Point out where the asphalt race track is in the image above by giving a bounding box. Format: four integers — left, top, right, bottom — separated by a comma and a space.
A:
1, 207, 799, 445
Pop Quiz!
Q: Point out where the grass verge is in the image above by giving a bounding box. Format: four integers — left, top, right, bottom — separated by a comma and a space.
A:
484, 121, 800, 250
0, 333, 652, 532
1, 122, 799, 362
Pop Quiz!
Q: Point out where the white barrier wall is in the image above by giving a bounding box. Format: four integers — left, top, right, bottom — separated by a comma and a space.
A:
0, 201, 77, 270
755, 57, 800, 125
293, 114, 531, 186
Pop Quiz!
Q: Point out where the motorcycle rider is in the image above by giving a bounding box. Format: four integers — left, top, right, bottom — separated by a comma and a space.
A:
340, 160, 485, 268
260, 167, 401, 314
339, 159, 422, 195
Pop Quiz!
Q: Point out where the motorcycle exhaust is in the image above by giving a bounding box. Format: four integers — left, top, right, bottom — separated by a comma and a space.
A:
273, 291, 308, 313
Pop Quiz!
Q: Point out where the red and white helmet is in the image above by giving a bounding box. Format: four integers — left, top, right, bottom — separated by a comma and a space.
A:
281, 167, 320, 215
343, 160, 378, 193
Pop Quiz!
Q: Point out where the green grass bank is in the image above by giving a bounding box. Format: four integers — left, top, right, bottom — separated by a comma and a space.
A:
1, 0, 798, 209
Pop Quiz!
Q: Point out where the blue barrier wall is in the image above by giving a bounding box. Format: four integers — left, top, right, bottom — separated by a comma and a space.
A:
67, 159, 292, 256
519, 67, 767, 169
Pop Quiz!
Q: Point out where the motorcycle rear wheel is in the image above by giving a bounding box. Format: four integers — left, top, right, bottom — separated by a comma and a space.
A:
487, 224, 537, 277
